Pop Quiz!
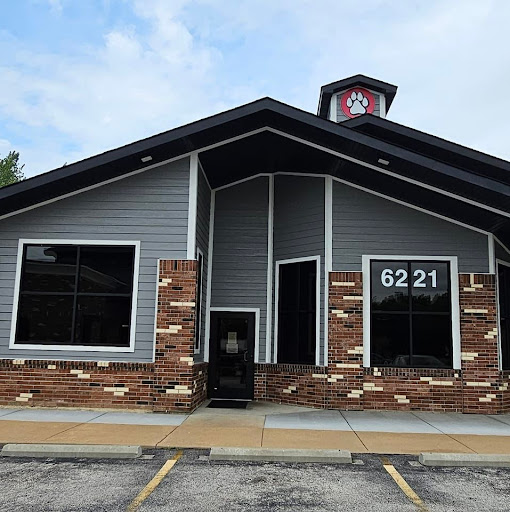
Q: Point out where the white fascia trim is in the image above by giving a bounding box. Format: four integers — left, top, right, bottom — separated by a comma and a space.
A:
331, 176, 489, 237
187, 153, 199, 260
273, 255, 321, 366
264, 127, 510, 220
204, 190, 215, 363
194, 247, 204, 354
213, 173, 271, 192
494, 236, 510, 259
265, 174, 274, 364
361, 255, 461, 370
212, 170, 490, 238
324, 176, 333, 367
9, 239, 141, 354
488, 234, 496, 274
330, 93, 338, 122
198, 157, 211, 190
0, 128, 269, 224
209, 307, 260, 364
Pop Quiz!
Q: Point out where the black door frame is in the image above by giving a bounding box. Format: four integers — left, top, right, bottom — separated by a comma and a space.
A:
208, 309, 257, 399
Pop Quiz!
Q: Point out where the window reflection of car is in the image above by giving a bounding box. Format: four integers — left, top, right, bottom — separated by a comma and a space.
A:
392, 355, 449, 368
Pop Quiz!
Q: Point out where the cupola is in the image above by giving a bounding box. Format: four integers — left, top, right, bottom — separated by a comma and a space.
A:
317, 74, 397, 122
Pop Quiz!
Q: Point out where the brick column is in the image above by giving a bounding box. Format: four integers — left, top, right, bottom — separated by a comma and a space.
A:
327, 272, 364, 410
459, 274, 502, 413
153, 260, 199, 412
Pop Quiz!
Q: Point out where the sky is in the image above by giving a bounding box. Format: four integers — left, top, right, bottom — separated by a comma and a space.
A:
1, 0, 510, 178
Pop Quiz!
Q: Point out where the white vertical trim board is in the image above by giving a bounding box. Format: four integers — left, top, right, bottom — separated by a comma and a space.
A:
194, 247, 204, 354
488, 234, 496, 274
324, 176, 333, 366
152, 259, 161, 362
379, 93, 387, 119
361, 255, 461, 370
204, 190, 215, 363
209, 307, 260, 364
187, 152, 199, 260
9, 239, 141, 353
273, 255, 321, 366
265, 174, 274, 364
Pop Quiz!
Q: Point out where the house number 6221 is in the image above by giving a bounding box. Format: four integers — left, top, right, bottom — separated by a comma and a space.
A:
380, 268, 437, 288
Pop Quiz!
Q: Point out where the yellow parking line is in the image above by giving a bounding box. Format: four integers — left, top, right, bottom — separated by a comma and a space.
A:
127, 450, 183, 511
380, 456, 429, 512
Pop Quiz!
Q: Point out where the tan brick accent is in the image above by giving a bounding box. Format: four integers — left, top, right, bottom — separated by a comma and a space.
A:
327, 272, 364, 410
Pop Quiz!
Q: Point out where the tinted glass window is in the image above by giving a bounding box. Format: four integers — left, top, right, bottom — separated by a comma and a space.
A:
370, 259, 452, 368
21, 245, 77, 293
15, 244, 135, 348
78, 246, 134, 294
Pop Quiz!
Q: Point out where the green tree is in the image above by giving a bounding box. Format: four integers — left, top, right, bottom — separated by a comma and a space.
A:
0, 151, 25, 187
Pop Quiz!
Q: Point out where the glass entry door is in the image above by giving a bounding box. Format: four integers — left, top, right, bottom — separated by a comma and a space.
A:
208, 311, 255, 399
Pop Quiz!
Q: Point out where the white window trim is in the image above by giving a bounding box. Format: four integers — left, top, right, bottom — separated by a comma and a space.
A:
9, 239, 141, 353
194, 247, 204, 354
361, 255, 461, 370
273, 255, 321, 366
209, 307, 260, 363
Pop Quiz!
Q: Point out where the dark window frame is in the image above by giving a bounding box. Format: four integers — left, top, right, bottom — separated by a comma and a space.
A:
369, 258, 453, 368
276, 257, 319, 365
12, 242, 138, 351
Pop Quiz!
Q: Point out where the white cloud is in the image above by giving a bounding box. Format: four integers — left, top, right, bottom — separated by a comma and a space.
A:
1, 0, 510, 176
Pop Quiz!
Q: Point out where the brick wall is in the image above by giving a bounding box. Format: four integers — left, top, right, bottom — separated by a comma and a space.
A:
254, 364, 327, 408
327, 272, 364, 410
0, 260, 205, 413
459, 273, 502, 413
0, 359, 154, 409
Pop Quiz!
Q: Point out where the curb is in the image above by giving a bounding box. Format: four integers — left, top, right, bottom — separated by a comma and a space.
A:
419, 452, 510, 467
0, 444, 142, 459
209, 447, 352, 463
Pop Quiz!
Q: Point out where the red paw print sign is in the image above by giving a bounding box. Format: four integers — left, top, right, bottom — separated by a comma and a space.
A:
340, 87, 375, 118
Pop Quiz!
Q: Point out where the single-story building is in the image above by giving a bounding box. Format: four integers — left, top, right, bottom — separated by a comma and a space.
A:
1, 74, 510, 414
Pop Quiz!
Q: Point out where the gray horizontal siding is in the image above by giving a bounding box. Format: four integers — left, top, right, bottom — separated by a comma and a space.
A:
332, 181, 489, 272
211, 177, 269, 362
0, 157, 190, 362
273, 175, 325, 365
195, 166, 211, 362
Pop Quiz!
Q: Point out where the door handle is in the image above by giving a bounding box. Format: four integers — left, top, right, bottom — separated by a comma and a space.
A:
244, 351, 249, 362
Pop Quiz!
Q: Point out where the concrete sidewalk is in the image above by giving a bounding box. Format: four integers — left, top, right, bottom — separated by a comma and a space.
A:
1, 401, 510, 455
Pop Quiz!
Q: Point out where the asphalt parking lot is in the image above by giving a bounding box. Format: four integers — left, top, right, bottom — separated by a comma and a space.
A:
1, 450, 509, 511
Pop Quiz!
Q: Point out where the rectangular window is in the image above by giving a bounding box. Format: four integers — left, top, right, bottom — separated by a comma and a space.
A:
195, 250, 204, 352
14, 243, 137, 349
277, 259, 317, 364
370, 259, 452, 368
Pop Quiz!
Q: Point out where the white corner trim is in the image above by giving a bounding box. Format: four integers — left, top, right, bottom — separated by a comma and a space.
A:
209, 307, 260, 364
329, 93, 338, 122
194, 247, 204, 355
204, 190, 215, 363
9, 239, 141, 353
379, 93, 387, 119
187, 153, 199, 260
361, 255, 461, 370
265, 174, 274, 364
488, 234, 496, 274
324, 176, 333, 366
273, 255, 321, 366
